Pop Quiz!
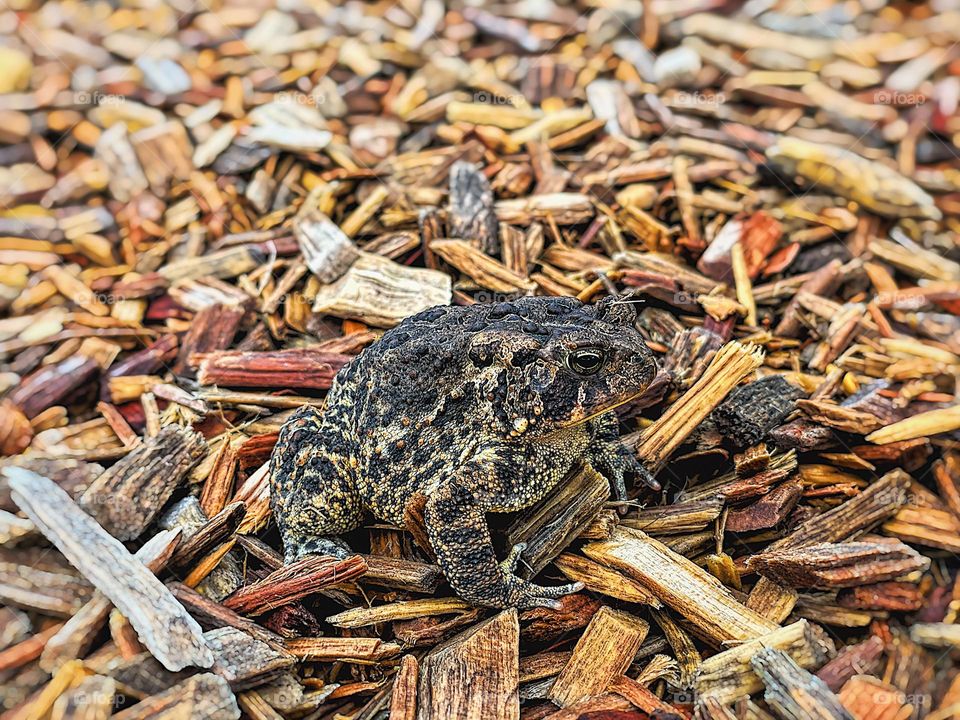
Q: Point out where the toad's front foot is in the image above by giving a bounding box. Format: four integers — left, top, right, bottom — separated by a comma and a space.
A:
457, 570, 583, 610
593, 441, 661, 498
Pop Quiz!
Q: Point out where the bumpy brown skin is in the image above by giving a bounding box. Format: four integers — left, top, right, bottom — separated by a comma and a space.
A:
269, 295, 657, 608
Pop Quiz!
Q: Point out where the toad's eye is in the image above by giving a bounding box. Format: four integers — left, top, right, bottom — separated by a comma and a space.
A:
567, 348, 606, 375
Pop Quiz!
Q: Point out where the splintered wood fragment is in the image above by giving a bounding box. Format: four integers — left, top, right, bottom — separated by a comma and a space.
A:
869, 238, 958, 280
174, 304, 245, 375
236, 691, 284, 720
554, 554, 661, 606
549, 606, 649, 707
578, 509, 618, 540
934, 675, 960, 720
17, 657, 84, 720
767, 470, 912, 553
79, 425, 207, 541
223, 554, 366, 616
796, 400, 883, 434
41, 528, 182, 672
294, 209, 360, 283
750, 538, 929, 589
112, 673, 240, 720
285, 637, 401, 663
200, 442, 239, 517
696, 697, 737, 720
730, 243, 757, 326
746, 577, 799, 624
53, 674, 116, 720
506, 464, 608, 576
261, 260, 308, 315
607, 674, 687, 718
622, 497, 723, 534
0, 621, 65, 673
519, 651, 571, 683
393, 607, 484, 648
816, 637, 885, 693
342, 185, 389, 237
171, 502, 245, 570
7, 355, 100, 419
774, 259, 843, 338
694, 620, 836, 704
494, 193, 594, 226
751, 648, 853, 720
539, 694, 634, 719
197, 389, 323, 410
97, 626, 293, 697
636, 342, 764, 471
430, 239, 536, 293
327, 597, 471, 629
195, 348, 351, 389
204, 627, 294, 691
446, 101, 542, 128
389, 654, 418, 720
311, 252, 452, 328
159, 246, 262, 283
0, 398, 32, 455
866, 405, 960, 444
651, 608, 700, 689
43, 265, 110, 316
934, 455, 960, 520
793, 597, 873, 629
673, 156, 702, 250
130, 119, 193, 193
417, 609, 519, 720
519, 594, 601, 645
748, 470, 912, 620
183, 540, 236, 590
0, 556, 91, 617
111, 610, 145, 660
712, 375, 803, 448
0, 507, 34, 544
908, 622, 960, 650
883, 506, 960, 552
837, 675, 911, 720
361, 555, 443, 594
4, 468, 213, 671
727, 478, 803, 533
584, 527, 776, 646
449, 161, 499, 255
97, 401, 139, 448
168, 582, 284, 649
232, 533, 441, 594
169, 277, 251, 312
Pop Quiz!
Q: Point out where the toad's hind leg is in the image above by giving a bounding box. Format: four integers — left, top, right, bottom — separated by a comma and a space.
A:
269, 406, 363, 564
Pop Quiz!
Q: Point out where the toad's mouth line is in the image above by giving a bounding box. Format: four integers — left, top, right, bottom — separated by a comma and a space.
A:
553, 386, 650, 431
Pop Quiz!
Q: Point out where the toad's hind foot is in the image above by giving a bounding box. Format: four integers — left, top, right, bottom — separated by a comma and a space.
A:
284, 536, 353, 564
269, 406, 364, 566
506, 576, 584, 610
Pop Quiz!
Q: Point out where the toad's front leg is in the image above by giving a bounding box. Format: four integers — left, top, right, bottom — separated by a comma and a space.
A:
588, 412, 660, 498
422, 458, 582, 609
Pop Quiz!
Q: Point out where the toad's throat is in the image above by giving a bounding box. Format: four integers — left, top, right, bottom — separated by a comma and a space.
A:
554, 386, 650, 430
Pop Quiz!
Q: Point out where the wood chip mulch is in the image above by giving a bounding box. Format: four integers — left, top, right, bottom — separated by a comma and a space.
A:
2, 2, 960, 719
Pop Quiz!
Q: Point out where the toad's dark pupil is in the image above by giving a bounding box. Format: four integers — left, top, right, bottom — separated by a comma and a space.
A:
569, 349, 604, 375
